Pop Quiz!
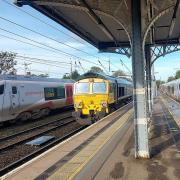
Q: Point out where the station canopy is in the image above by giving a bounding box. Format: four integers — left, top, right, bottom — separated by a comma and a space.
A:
16, 0, 180, 53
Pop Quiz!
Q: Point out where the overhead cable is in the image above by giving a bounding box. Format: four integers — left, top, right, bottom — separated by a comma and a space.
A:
0, 29, 101, 66
0, 16, 103, 59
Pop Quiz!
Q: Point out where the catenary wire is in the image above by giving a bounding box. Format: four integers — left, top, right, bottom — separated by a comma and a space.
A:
0, 16, 107, 61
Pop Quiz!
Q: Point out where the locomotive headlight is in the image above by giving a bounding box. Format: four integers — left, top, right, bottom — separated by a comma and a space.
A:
101, 101, 107, 107
75, 101, 83, 108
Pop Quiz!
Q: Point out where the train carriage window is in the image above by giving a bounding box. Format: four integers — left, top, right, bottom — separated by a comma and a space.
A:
44, 88, 55, 100
12, 86, 17, 94
109, 83, 113, 93
44, 87, 65, 100
57, 86, 65, 99
0, 84, 4, 95
179, 84, 180, 90
118, 87, 125, 97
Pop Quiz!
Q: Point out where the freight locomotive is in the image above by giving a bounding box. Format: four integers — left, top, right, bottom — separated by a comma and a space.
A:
73, 72, 133, 125
160, 78, 180, 102
0, 75, 74, 124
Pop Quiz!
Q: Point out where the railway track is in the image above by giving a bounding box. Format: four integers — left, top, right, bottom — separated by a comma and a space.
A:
0, 102, 132, 176
0, 118, 84, 176
0, 117, 75, 152
0, 114, 72, 143
0, 108, 73, 138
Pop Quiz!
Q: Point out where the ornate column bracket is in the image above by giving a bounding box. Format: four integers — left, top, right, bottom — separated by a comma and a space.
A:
151, 44, 180, 66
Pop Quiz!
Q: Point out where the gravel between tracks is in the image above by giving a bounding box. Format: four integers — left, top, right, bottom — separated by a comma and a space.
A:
0, 110, 72, 138
0, 122, 81, 169
0, 118, 73, 149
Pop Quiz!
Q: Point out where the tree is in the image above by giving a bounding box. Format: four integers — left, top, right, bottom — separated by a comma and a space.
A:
0, 51, 17, 75
88, 66, 104, 73
175, 70, 180, 79
167, 76, 175, 82
38, 73, 49, 78
63, 70, 80, 80
156, 80, 165, 89
112, 69, 126, 77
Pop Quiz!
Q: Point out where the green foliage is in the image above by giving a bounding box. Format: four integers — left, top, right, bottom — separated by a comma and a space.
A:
167, 70, 180, 82
175, 70, 180, 79
112, 69, 126, 77
63, 70, 80, 80
25, 73, 49, 77
0, 51, 17, 75
156, 80, 165, 89
167, 76, 175, 82
38, 73, 49, 77
88, 66, 104, 73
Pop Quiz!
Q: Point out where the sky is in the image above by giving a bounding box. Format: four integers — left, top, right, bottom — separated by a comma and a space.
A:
0, 0, 179, 81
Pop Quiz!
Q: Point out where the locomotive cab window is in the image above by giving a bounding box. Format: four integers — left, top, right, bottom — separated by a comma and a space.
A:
93, 82, 107, 93
12, 86, 17, 94
0, 84, 4, 95
75, 83, 89, 94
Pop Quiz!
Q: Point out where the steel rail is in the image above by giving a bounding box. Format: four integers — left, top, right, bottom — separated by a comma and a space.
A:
0, 114, 72, 142
0, 126, 85, 176
0, 102, 133, 176
0, 118, 75, 153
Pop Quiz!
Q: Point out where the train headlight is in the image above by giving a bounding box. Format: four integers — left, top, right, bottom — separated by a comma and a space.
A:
101, 101, 107, 107
75, 102, 83, 108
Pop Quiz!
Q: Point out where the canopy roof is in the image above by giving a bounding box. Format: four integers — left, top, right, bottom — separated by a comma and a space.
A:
15, 0, 180, 52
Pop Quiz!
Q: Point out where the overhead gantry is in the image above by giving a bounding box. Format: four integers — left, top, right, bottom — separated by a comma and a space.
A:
15, 0, 180, 158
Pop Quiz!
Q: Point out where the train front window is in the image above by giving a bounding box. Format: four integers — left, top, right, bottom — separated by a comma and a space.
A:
93, 83, 106, 93
76, 83, 89, 94
0, 84, 4, 95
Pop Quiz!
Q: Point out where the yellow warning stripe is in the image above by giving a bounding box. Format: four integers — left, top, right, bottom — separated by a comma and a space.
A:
48, 109, 133, 180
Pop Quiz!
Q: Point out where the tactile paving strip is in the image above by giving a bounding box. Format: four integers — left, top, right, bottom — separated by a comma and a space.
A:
48, 109, 133, 180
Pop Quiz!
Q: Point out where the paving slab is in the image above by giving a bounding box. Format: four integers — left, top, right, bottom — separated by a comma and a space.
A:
73, 96, 180, 180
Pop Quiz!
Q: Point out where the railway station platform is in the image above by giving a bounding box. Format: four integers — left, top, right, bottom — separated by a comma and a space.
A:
1, 96, 180, 180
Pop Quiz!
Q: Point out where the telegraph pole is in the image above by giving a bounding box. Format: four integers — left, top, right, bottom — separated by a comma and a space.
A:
23, 62, 31, 75
70, 59, 72, 79
109, 58, 111, 72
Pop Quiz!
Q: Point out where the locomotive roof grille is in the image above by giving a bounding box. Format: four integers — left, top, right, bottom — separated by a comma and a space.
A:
0, 75, 74, 83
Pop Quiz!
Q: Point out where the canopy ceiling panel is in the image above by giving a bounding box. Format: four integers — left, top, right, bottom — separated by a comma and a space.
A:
15, 0, 180, 51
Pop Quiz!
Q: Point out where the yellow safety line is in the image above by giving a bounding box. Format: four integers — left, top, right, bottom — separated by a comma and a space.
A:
48, 109, 133, 180
69, 110, 133, 180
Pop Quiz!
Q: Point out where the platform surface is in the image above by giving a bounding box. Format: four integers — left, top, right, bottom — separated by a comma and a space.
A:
70, 96, 180, 180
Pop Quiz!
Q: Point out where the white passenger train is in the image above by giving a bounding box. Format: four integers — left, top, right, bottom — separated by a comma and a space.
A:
160, 78, 180, 101
0, 75, 74, 123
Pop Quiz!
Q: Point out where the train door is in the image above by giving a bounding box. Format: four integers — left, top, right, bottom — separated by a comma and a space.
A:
10, 85, 19, 115
114, 82, 118, 102
0, 83, 5, 121
66, 84, 73, 105
19, 84, 26, 109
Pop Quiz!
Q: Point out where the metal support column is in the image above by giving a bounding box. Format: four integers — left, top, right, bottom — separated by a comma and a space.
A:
131, 0, 150, 158
145, 45, 152, 116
